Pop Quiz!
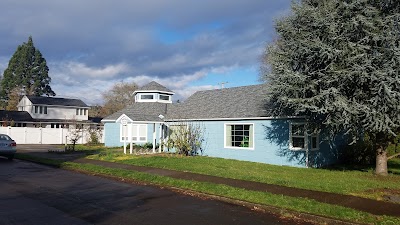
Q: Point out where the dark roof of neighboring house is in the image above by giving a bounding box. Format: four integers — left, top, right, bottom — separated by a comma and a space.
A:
135, 81, 174, 93
104, 102, 169, 122
103, 83, 271, 122
167, 84, 270, 120
89, 117, 103, 123
26, 96, 89, 107
0, 110, 33, 122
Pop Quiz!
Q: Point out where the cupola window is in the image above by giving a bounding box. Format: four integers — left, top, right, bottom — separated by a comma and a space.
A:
141, 94, 154, 100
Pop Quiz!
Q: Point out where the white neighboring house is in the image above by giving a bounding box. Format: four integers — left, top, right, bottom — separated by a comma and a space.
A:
0, 96, 104, 145
16, 95, 90, 128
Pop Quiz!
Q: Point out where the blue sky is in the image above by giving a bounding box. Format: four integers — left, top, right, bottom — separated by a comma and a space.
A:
0, 0, 292, 105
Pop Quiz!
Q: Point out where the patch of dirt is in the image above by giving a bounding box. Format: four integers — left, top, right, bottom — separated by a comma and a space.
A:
359, 188, 400, 204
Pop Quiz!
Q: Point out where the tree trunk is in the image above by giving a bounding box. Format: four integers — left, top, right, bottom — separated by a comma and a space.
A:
375, 145, 388, 176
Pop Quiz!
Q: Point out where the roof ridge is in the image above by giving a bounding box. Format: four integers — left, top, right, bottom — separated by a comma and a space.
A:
137, 81, 174, 93
188, 83, 266, 97
26, 95, 82, 100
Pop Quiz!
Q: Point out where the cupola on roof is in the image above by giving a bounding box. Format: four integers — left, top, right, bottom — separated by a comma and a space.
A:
135, 81, 174, 94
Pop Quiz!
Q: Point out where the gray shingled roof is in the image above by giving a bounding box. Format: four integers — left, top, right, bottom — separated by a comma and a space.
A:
136, 81, 173, 93
0, 110, 33, 122
102, 83, 270, 122
167, 84, 270, 120
104, 102, 169, 122
27, 96, 89, 107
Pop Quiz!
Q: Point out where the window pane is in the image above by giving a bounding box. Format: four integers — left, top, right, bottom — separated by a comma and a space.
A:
311, 136, 318, 149
234, 136, 243, 142
141, 95, 154, 100
139, 125, 146, 136
232, 141, 241, 147
292, 124, 305, 135
292, 137, 305, 148
234, 125, 243, 130
235, 131, 243, 136
159, 95, 170, 101
132, 125, 138, 136
76, 109, 79, 115
44, 106, 47, 114
227, 124, 253, 148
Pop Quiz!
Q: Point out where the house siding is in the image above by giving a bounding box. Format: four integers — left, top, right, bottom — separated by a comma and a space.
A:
104, 122, 121, 147
199, 119, 341, 168
104, 119, 341, 167
17, 96, 89, 121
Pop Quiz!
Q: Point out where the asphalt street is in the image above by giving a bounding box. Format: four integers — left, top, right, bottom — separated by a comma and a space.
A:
0, 158, 311, 225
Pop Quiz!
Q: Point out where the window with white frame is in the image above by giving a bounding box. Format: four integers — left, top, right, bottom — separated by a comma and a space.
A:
33, 106, 48, 114
120, 124, 147, 142
225, 124, 254, 149
159, 94, 170, 101
289, 122, 319, 150
289, 123, 306, 150
140, 94, 154, 100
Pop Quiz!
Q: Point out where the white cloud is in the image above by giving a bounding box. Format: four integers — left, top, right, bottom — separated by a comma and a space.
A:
64, 62, 131, 78
0, 0, 292, 107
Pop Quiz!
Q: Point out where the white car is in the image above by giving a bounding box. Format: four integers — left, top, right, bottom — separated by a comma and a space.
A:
0, 134, 16, 160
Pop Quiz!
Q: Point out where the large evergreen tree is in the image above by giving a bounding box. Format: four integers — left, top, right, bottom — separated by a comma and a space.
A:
1, 36, 55, 103
263, 0, 400, 175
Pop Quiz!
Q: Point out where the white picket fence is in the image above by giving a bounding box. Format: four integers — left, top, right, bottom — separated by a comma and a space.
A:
0, 127, 104, 145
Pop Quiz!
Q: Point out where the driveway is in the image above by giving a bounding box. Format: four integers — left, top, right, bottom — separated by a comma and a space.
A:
17, 144, 64, 152
0, 158, 311, 225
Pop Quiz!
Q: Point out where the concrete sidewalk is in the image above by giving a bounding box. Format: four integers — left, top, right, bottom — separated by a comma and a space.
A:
71, 158, 400, 217
17, 148, 400, 218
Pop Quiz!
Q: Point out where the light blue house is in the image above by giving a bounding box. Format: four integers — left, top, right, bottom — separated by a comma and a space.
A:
102, 81, 342, 168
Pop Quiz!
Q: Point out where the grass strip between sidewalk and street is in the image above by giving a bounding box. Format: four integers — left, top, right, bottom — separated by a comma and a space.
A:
88, 152, 400, 201
16, 153, 400, 225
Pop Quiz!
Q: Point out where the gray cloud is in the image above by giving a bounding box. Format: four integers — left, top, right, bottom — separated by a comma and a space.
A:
0, 0, 291, 104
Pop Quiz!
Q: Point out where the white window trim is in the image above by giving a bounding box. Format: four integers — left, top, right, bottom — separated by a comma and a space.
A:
120, 123, 148, 143
289, 122, 320, 151
158, 94, 171, 103
224, 123, 255, 150
138, 93, 156, 102
289, 122, 306, 151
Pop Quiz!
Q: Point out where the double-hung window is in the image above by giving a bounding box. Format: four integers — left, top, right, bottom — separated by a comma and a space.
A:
289, 122, 319, 150
225, 123, 254, 149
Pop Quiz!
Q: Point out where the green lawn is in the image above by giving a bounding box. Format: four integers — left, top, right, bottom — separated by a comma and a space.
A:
388, 158, 400, 175
17, 150, 400, 224
88, 150, 400, 200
